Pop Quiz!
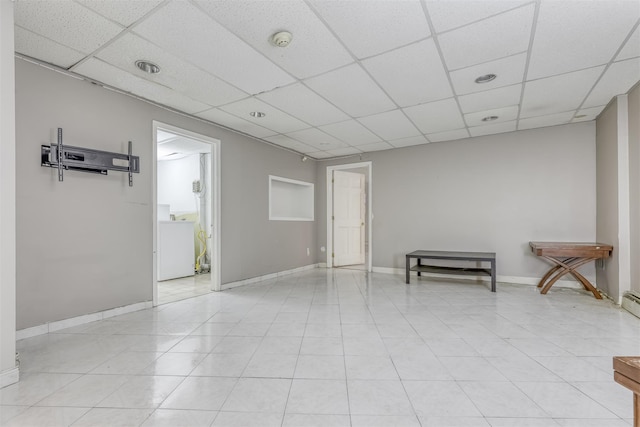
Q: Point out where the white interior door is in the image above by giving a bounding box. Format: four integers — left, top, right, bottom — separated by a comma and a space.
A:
333, 170, 365, 267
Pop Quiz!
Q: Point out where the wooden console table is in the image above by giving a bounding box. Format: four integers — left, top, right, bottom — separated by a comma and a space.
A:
613, 356, 640, 427
529, 242, 613, 299
405, 250, 496, 292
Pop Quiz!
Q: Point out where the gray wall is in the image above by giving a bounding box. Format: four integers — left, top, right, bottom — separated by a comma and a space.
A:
595, 100, 620, 298
628, 83, 640, 294
15, 59, 316, 329
317, 123, 597, 281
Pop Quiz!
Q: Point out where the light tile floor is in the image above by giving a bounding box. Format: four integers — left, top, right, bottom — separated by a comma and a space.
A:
2, 269, 639, 426
158, 273, 212, 305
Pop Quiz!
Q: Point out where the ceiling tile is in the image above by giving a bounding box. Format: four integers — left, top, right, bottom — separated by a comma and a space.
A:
325, 147, 363, 157
403, 98, 465, 134
304, 64, 396, 117
14, 0, 123, 54
14, 27, 85, 68
520, 66, 604, 118
426, 0, 530, 33
465, 106, 519, 127
308, 151, 333, 159
617, 25, 640, 61
257, 84, 349, 126
572, 106, 606, 123
195, 109, 277, 139
389, 135, 430, 148
74, 58, 210, 114
318, 120, 382, 146
77, 0, 163, 27
363, 39, 452, 107
458, 84, 522, 114
518, 112, 574, 130
263, 135, 317, 154
438, 4, 534, 70
133, 1, 295, 95
194, 0, 352, 79
220, 98, 309, 134
285, 128, 346, 151
450, 53, 526, 95
357, 142, 394, 152
426, 128, 470, 143
96, 33, 248, 107
310, 0, 430, 59
582, 58, 640, 108
357, 110, 421, 141
469, 120, 517, 137
528, 1, 640, 80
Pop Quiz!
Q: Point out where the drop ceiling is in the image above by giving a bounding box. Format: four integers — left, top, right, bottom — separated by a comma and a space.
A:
14, 0, 640, 160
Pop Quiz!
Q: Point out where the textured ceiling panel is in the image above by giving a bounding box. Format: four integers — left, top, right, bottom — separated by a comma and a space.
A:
528, 0, 640, 80
15, 0, 123, 54
96, 33, 248, 107
74, 58, 210, 114
403, 98, 465, 134
310, 0, 430, 59
15, 26, 85, 68
357, 110, 421, 141
304, 64, 396, 117
426, 128, 470, 143
521, 66, 604, 118
572, 106, 606, 123
195, 0, 353, 79
133, 1, 295, 95
257, 83, 349, 126
77, 0, 163, 27
582, 57, 640, 108
450, 53, 527, 95
357, 142, 394, 152
426, 0, 530, 33
468, 120, 517, 137
195, 108, 277, 139
389, 135, 430, 148
325, 147, 362, 157
221, 98, 309, 134
285, 128, 346, 150
617, 25, 640, 61
458, 84, 522, 114
518, 111, 574, 130
363, 39, 452, 107
318, 120, 382, 146
263, 135, 317, 154
438, 4, 534, 70
465, 105, 519, 127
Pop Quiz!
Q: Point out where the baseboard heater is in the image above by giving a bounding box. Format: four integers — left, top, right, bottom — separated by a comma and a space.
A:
621, 291, 640, 319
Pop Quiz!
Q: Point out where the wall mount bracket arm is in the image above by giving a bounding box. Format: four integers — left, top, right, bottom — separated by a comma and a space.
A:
41, 128, 140, 186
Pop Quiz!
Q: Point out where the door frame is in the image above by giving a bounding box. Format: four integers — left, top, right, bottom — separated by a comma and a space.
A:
152, 121, 222, 307
326, 162, 372, 271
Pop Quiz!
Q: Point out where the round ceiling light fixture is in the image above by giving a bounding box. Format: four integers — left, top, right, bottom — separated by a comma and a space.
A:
271, 31, 293, 47
135, 60, 160, 74
474, 73, 497, 84
250, 111, 266, 118
481, 115, 499, 122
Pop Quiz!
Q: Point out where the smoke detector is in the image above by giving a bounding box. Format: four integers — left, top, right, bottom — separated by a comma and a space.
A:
271, 31, 293, 47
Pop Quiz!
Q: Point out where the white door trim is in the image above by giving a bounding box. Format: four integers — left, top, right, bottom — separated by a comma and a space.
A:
152, 121, 222, 307
326, 162, 372, 272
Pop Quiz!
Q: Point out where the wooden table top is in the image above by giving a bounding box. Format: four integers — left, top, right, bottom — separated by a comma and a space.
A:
614, 357, 640, 384
529, 242, 613, 258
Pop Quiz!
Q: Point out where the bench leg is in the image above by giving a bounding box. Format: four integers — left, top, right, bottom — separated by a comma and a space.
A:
406, 257, 410, 284
491, 259, 496, 292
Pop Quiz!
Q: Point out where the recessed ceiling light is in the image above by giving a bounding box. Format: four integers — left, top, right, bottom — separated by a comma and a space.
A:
481, 115, 499, 122
575, 114, 587, 118
475, 74, 497, 84
135, 60, 160, 74
271, 31, 293, 47
250, 111, 266, 118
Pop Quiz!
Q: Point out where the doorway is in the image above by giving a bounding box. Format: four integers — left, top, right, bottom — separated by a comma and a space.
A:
152, 122, 221, 306
326, 162, 372, 272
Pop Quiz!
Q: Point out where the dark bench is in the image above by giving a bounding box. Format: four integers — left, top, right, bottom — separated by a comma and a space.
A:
405, 250, 496, 292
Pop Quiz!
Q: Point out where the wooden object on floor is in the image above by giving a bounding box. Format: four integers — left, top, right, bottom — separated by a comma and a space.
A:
405, 250, 496, 292
613, 356, 640, 427
529, 242, 613, 299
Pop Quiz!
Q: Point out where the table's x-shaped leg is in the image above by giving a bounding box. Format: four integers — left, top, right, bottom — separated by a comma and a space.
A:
537, 256, 602, 299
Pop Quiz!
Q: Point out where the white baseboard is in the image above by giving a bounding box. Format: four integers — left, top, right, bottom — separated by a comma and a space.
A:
1, 367, 19, 388
371, 266, 586, 289
221, 264, 320, 291
318, 263, 327, 268
16, 301, 153, 341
